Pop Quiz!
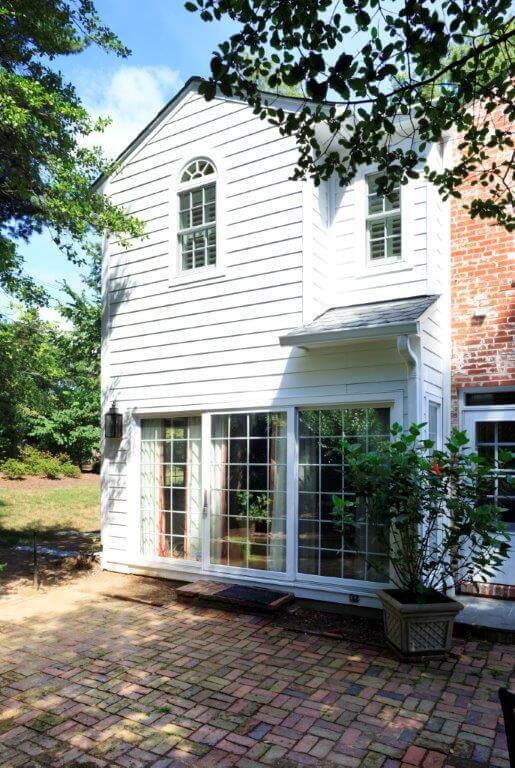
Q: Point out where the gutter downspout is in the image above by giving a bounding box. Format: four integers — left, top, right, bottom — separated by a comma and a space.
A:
397, 332, 423, 426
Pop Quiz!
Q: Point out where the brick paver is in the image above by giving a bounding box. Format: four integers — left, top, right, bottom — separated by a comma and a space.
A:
0, 593, 513, 767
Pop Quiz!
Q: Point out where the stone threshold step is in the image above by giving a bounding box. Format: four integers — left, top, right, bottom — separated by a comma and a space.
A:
176, 580, 294, 612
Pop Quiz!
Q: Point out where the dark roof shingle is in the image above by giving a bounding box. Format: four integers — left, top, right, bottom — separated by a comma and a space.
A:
280, 295, 439, 346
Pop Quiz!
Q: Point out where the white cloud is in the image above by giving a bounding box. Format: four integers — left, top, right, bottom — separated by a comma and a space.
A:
80, 65, 182, 159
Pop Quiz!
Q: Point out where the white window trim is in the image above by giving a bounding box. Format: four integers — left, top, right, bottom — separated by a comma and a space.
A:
459, 387, 515, 416
169, 151, 226, 289
426, 397, 443, 449
126, 392, 403, 594
352, 165, 413, 279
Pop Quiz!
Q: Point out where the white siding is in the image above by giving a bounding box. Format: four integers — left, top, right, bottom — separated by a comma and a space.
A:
309, 178, 330, 319
330, 173, 428, 307
102, 87, 307, 553
421, 142, 451, 435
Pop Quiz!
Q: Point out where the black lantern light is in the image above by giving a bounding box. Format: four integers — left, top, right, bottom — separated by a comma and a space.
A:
105, 403, 123, 439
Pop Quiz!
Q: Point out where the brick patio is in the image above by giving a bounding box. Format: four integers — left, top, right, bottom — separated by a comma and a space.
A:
0, 586, 513, 768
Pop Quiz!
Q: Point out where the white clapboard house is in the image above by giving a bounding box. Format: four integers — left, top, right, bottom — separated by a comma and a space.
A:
97, 76, 454, 606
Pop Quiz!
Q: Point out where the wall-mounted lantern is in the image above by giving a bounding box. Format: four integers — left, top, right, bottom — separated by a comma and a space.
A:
105, 403, 123, 439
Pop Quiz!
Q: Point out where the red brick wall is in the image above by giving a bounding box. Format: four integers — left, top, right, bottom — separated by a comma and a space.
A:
450, 108, 515, 420
451, 108, 514, 597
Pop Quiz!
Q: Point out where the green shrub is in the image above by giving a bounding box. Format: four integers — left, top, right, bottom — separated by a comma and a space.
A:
19, 445, 51, 475
1, 459, 27, 480
38, 457, 63, 479
60, 461, 81, 478
7, 446, 82, 479
332, 424, 512, 597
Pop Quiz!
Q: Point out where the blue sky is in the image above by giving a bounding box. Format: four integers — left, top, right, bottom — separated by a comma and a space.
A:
3, 0, 236, 320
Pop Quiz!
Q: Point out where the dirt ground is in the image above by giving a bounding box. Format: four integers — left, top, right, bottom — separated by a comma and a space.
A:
0, 473, 100, 492
0, 567, 181, 622
0, 535, 99, 598
0, 561, 387, 646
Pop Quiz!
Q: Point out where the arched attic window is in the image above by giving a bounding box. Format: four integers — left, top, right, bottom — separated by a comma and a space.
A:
178, 159, 216, 271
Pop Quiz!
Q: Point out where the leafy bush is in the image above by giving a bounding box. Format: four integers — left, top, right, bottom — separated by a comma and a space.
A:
1, 459, 26, 480
19, 445, 52, 475
60, 461, 81, 478
332, 424, 512, 598
4, 446, 82, 480
38, 457, 63, 479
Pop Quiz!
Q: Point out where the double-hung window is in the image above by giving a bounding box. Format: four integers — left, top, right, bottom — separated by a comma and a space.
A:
178, 158, 216, 272
366, 172, 401, 263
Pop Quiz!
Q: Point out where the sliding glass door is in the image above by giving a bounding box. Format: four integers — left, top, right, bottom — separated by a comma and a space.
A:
138, 405, 392, 586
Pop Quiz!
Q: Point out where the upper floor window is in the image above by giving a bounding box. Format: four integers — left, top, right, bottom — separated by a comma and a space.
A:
178, 159, 216, 272
366, 172, 401, 263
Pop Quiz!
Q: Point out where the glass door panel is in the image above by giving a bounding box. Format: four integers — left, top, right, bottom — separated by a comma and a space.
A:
210, 411, 287, 572
475, 420, 515, 528
140, 416, 202, 561
297, 406, 390, 582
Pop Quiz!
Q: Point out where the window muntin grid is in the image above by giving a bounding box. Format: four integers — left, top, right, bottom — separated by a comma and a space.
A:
476, 421, 515, 528
140, 417, 202, 561
210, 412, 287, 572
181, 159, 215, 183
178, 183, 216, 271
178, 158, 216, 272
297, 407, 390, 581
366, 172, 401, 263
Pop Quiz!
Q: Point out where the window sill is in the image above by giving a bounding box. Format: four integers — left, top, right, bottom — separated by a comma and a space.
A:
354, 260, 413, 279
169, 268, 226, 290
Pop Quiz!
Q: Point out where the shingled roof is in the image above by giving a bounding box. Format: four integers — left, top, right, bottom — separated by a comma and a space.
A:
280, 295, 439, 347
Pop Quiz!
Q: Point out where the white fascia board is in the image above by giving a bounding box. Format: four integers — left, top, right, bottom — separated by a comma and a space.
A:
279, 321, 420, 348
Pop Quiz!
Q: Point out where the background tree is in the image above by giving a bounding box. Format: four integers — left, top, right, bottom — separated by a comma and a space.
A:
0, 256, 101, 467
0, 308, 60, 457
29, 256, 102, 467
187, 0, 514, 228
0, 0, 143, 304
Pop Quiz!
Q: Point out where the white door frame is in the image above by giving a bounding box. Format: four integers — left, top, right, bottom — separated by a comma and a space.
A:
461, 401, 515, 587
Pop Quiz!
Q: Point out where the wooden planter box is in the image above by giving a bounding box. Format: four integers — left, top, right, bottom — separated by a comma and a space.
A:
378, 588, 463, 659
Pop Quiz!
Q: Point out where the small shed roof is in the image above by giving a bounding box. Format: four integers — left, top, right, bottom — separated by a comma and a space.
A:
279, 295, 439, 347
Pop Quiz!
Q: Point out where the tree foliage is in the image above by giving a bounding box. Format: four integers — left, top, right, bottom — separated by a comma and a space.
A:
0, 307, 60, 457
0, 0, 143, 303
187, 0, 514, 228
0, 256, 101, 466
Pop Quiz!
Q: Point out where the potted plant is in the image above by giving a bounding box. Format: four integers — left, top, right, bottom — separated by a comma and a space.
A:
332, 424, 511, 659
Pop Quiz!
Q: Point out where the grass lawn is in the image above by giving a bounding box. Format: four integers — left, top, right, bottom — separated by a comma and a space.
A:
0, 475, 100, 544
